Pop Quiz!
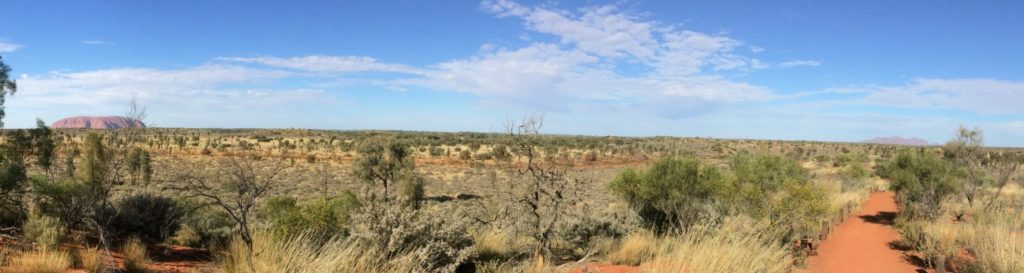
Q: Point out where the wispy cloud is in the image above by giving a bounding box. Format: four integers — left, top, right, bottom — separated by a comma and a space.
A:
12, 65, 331, 113
219, 56, 424, 74
778, 60, 822, 67
0, 42, 22, 53
858, 78, 1024, 115
81, 40, 114, 46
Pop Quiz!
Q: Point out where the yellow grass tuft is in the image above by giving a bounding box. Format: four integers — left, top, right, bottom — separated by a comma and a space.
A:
7, 250, 72, 273
122, 237, 151, 273
78, 247, 109, 273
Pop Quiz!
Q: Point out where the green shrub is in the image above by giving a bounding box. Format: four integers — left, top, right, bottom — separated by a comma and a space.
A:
609, 156, 729, 231
176, 202, 235, 248
110, 194, 185, 242
878, 150, 959, 220
23, 213, 64, 250
730, 153, 829, 239
29, 176, 89, 230
263, 191, 362, 239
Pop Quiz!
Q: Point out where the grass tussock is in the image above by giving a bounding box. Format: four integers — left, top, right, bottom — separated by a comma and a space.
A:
219, 233, 425, 273
607, 231, 656, 266
7, 250, 72, 273
78, 247, 108, 273
646, 219, 793, 273
122, 237, 151, 273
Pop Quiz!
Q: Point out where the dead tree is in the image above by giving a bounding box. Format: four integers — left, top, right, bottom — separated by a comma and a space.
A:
469, 115, 587, 268
177, 154, 285, 270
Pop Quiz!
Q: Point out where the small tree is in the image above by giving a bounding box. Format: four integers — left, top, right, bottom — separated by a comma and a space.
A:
178, 154, 286, 269
471, 116, 587, 268
352, 138, 420, 205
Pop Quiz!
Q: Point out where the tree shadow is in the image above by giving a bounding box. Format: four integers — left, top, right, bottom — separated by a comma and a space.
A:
858, 211, 897, 225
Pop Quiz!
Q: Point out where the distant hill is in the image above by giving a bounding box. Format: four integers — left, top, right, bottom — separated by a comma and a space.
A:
864, 136, 930, 146
52, 116, 146, 129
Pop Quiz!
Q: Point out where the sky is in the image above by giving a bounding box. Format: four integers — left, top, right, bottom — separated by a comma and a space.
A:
2, 0, 1024, 146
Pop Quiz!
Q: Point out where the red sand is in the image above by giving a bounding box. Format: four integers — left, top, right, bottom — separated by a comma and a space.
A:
797, 191, 924, 273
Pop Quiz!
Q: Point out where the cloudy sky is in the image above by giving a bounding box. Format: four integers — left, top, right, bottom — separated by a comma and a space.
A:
2, 0, 1023, 146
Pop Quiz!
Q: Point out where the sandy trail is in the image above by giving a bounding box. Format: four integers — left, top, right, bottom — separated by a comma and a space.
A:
798, 191, 923, 273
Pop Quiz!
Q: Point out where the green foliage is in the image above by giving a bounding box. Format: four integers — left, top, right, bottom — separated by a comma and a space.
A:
730, 153, 829, 238
23, 213, 64, 250
175, 201, 236, 248
29, 176, 90, 229
878, 150, 960, 220
263, 191, 362, 239
353, 138, 416, 203
0, 54, 17, 127
126, 147, 153, 185
397, 175, 425, 209
78, 133, 110, 186
609, 156, 728, 230
110, 193, 185, 242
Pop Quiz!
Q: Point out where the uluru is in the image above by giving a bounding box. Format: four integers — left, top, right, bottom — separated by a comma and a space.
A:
864, 136, 930, 146
51, 116, 146, 129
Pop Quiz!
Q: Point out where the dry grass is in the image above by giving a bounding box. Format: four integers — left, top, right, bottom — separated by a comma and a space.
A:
961, 225, 1024, 273
473, 230, 516, 259
78, 247, 108, 273
607, 231, 656, 266
219, 233, 423, 273
645, 218, 792, 273
122, 237, 151, 273
6, 250, 72, 273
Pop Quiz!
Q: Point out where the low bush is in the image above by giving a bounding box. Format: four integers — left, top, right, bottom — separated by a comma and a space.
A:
22, 213, 64, 250
609, 156, 729, 230
878, 150, 959, 220
263, 191, 362, 240
110, 193, 185, 242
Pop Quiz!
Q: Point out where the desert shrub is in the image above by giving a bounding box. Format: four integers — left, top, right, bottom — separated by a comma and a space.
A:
110, 193, 185, 242
350, 203, 474, 273
22, 213, 64, 250
122, 237, 150, 273
879, 150, 960, 220
7, 250, 72, 273
398, 176, 424, 208
729, 153, 829, 240
175, 202, 236, 248
29, 176, 89, 229
833, 152, 868, 167
561, 217, 627, 254
609, 156, 729, 231
458, 150, 471, 160
263, 192, 362, 239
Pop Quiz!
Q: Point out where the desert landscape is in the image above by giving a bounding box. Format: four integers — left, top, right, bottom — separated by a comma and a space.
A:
1, 1, 1022, 272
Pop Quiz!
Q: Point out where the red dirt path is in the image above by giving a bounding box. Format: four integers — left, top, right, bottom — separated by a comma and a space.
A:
797, 191, 924, 273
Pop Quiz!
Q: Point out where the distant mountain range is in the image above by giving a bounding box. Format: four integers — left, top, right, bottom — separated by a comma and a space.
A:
52, 116, 146, 129
864, 136, 930, 146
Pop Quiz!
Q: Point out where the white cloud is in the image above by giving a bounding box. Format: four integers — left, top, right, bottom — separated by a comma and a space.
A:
778, 60, 822, 67
859, 78, 1024, 115
11, 65, 331, 113
0, 42, 22, 53
81, 40, 114, 46
219, 56, 423, 74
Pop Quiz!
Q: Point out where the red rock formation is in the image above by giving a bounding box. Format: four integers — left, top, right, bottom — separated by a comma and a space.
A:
864, 136, 930, 146
51, 116, 146, 129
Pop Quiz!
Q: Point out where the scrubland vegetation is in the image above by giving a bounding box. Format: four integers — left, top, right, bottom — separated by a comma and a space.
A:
0, 58, 1021, 273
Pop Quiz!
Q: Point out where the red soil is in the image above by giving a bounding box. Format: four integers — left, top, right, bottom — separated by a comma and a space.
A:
797, 191, 924, 273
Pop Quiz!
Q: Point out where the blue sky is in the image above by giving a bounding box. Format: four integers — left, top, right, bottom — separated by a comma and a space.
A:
2, 0, 1024, 146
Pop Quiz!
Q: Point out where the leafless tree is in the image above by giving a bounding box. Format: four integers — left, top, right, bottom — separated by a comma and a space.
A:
468, 115, 587, 268
177, 154, 286, 270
